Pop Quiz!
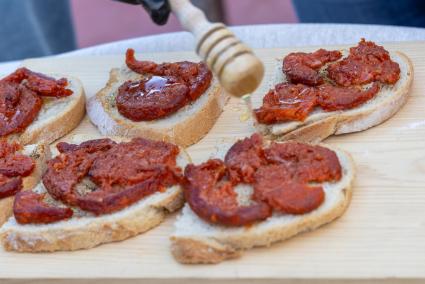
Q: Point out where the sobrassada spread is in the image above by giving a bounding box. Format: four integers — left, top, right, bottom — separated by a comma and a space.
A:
328, 39, 400, 86
283, 49, 342, 86
254, 83, 317, 123
13, 138, 182, 224
184, 134, 342, 226
14, 191, 73, 225
0, 141, 34, 199
0, 68, 73, 136
115, 49, 212, 121
255, 39, 401, 124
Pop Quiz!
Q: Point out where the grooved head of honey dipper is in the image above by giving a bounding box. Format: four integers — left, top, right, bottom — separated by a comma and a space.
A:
218, 53, 265, 97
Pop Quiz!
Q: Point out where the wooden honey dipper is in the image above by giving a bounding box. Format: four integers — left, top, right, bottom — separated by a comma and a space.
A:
168, 0, 265, 97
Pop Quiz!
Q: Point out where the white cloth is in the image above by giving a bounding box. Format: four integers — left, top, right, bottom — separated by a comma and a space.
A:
2, 23, 425, 74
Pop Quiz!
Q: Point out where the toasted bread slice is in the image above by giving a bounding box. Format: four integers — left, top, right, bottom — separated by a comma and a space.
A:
7, 75, 86, 145
170, 142, 355, 264
0, 135, 190, 252
0, 143, 50, 226
254, 51, 413, 143
87, 67, 227, 148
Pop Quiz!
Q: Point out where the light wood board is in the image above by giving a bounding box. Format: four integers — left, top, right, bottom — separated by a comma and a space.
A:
1, 42, 425, 283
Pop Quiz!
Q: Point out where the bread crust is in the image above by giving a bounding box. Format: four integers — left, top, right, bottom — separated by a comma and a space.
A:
0, 143, 51, 226
255, 51, 413, 143
1, 187, 183, 252
170, 145, 355, 264
87, 68, 227, 148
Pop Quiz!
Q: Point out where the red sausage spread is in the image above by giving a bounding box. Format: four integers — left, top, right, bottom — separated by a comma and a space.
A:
0, 141, 34, 199
184, 134, 342, 227
224, 132, 266, 184
0, 68, 73, 136
328, 39, 400, 86
317, 82, 380, 111
13, 138, 182, 224
42, 138, 181, 215
116, 76, 190, 121
116, 49, 212, 121
254, 80, 381, 123
184, 159, 272, 226
253, 165, 325, 215
263, 141, 341, 183
14, 191, 73, 224
255, 39, 400, 124
254, 83, 317, 123
283, 49, 342, 85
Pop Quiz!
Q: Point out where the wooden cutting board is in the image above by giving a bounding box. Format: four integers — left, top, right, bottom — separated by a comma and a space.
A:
1, 42, 425, 284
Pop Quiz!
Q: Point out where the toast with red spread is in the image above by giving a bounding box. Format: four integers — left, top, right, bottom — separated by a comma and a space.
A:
0, 68, 85, 145
0, 141, 50, 226
253, 39, 413, 142
87, 49, 226, 148
0, 135, 190, 252
170, 134, 355, 264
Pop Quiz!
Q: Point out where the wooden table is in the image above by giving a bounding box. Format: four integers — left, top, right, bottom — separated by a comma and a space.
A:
1, 42, 424, 283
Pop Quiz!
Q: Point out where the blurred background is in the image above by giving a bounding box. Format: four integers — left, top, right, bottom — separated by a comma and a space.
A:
71, 0, 296, 48
1, 0, 425, 62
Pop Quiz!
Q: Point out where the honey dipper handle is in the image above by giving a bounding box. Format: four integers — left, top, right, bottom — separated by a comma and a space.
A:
168, 0, 264, 97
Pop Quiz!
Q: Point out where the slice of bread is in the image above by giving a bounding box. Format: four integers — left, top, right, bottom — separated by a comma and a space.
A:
87, 66, 227, 148
254, 51, 413, 143
0, 143, 50, 226
170, 142, 355, 264
0, 135, 190, 252
7, 75, 86, 145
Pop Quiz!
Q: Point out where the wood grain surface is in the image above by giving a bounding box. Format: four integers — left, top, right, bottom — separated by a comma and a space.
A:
1, 42, 424, 283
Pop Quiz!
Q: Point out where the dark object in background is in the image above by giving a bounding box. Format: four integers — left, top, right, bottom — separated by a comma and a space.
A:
114, 0, 171, 25
115, 0, 225, 24
293, 0, 425, 27
0, 0, 76, 62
